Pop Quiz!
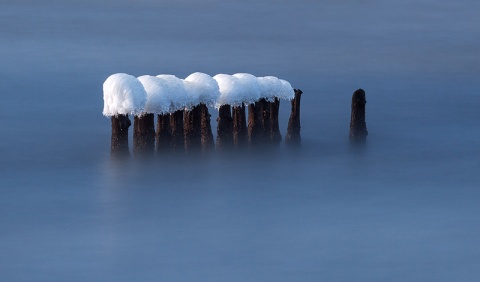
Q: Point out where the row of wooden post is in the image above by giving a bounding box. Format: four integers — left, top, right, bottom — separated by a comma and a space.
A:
110, 89, 303, 159
111, 88, 368, 159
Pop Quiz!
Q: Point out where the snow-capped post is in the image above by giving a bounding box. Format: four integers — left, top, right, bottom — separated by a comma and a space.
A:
214, 74, 257, 150
269, 97, 282, 144
216, 104, 234, 150
138, 75, 176, 156
257, 76, 295, 145
184, 72, 219, 153
232, 104, 248, 149
285, 89, 303, 145
349, 88, 368, 142
156, 74, 189, 153
103, 73, 147, 159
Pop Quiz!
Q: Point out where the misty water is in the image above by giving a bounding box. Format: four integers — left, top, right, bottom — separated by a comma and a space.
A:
1, 0, 479, 281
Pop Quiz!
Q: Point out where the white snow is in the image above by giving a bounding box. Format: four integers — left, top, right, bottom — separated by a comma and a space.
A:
214, 73, 268, 108
103, 72, 294, 115
258, 76, 295, 101
184, 72, 220, 107
213, 74, 245, 108
156, 74, 188, 112
232, 73, 262, 103
137, 75, 172, 114
183, 80, 201, 110
278, 79, 295, 100
103, 73, 147, 117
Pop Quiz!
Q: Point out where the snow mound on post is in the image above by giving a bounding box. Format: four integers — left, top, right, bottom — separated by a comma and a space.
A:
214, 74, 246, 108
137, 75, 172, 114
183, 80, 201, 110
232, 73, 261, 104
185, 72, 220, 107
156, 74, 188, 112
258, 76, 295, 101
103, 73, 147, 117
278, 79, 295, 100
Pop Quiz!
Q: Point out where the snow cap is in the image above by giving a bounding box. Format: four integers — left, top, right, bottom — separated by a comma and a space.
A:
184, 72, 220, 107
258, 76, 295, 101
214, 74, 245, 108
156, 74, 188, 112
137, 75, 172, 114
183, 79, 201, 110
232, 73, 262, 103
103, 73, 147, 117
278, 79, 295, 100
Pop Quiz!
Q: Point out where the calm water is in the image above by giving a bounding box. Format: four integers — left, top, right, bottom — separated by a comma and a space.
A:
1, 1, 479, 281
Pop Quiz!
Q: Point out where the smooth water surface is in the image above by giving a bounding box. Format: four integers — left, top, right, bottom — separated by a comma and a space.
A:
1, 1, 479, 281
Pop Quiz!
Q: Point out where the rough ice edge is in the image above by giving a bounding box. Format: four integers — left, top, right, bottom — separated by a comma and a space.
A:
103, 73, 147, 117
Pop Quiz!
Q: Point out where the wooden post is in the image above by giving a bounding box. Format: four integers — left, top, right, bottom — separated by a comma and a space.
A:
184, 105, 202, 153
110, 114, 131, 159
133, 113, 155, 157
170, 110, 184, 152
156, 113, 172, 153
269, 98, 282, 144
349, 88, 368, 142
233, 104, 248, 149
248, 99, 267, 145
285, 89, 302, 145
216, 104, 234, 151
200, 103, 215, 152
261, 98, 271, 144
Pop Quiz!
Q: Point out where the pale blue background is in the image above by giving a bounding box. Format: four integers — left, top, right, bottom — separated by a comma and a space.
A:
1, 1, 479, 281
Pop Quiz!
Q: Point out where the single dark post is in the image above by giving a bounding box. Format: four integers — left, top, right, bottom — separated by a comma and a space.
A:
216, 104, 234, 151
170, 110, 185, 152
248, 100, 267, 145
285, 89, 303, 145
184, 105, 202, 153
269, 98, 282, 144
156, 114, 172, 153
110, 114, 131, 159
261, 98, 271, 143
349, 88, 368, 142
199, 103, 215, 152
133, 113, 155, 157
233, 104, 248, 149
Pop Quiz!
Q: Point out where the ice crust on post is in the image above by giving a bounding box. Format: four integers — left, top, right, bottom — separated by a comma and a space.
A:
102, 73, 147, 117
